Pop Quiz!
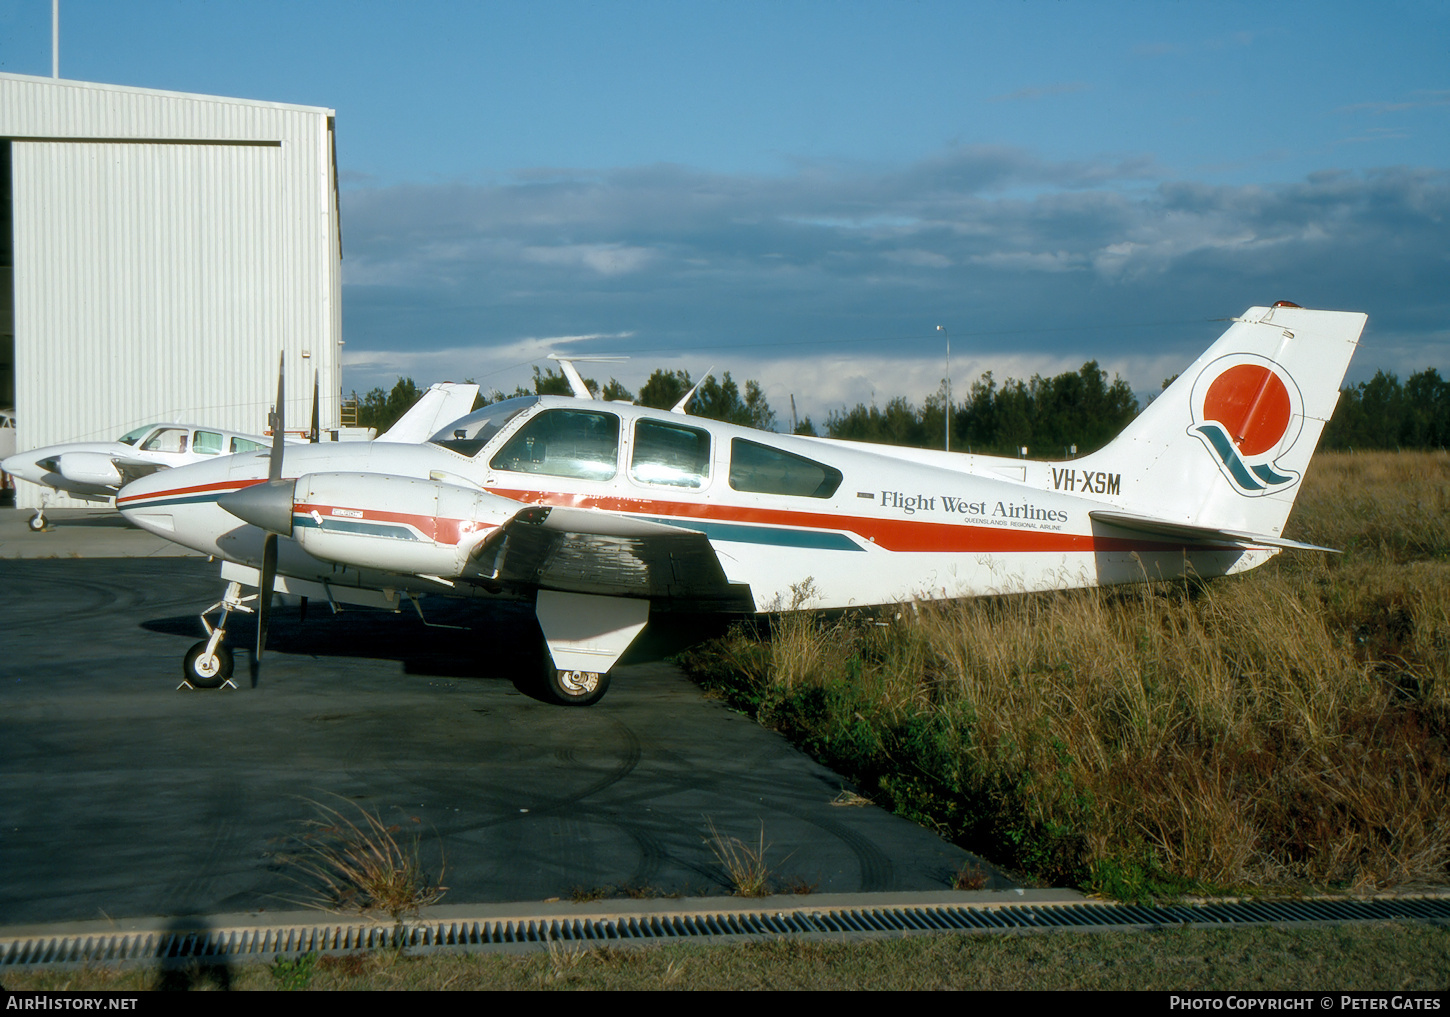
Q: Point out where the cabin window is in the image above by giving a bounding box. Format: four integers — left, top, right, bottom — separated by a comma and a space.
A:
631, 418, 711, 488
429, 396, 537, 457
728, 439, 842, 498
491, 408, 620, 481
140, 427, 189, 454
117, 426, 151, 446
231, 437, 266, 454
193, 431, 225, 455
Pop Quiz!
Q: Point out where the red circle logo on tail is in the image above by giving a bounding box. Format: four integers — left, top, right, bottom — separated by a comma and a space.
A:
1201, 364, 1293, 456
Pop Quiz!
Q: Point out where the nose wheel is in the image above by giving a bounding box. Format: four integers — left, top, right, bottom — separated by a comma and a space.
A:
183, 641, 235, 689
27, 510, 46, 532
179, 580, 252, 690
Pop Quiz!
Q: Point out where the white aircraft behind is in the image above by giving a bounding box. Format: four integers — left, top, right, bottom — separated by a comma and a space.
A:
3, 382, 478, 530
116, 304, 1365, 706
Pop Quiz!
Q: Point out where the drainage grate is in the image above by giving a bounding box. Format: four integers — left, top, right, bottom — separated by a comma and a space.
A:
4, 896, 1449, 970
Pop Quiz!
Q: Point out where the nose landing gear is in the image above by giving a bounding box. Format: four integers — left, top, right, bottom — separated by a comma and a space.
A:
180, 580, 252, 690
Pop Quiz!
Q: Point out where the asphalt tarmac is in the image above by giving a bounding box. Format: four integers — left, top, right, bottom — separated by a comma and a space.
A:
1, 510, 1014, 927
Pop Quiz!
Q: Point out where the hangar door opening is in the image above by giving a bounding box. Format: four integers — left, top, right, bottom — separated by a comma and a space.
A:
10, 139, 285, 507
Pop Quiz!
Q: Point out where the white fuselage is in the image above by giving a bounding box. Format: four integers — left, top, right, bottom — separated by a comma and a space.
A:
117, 397, 1264, 614
3, 423, 279, 503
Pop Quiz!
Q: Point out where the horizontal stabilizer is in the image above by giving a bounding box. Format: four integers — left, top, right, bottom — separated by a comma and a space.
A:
1089, 510, 1338, 553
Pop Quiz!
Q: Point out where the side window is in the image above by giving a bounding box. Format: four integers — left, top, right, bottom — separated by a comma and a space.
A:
193, 431, 225, 455
231, 437, 266, 454
729, 438, 842, 499
631, 418, 711, 489
490, 409, 620, 481
141, 428, 189, 454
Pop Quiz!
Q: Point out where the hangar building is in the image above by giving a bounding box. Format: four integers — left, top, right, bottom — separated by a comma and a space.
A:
0, 73, 342, 510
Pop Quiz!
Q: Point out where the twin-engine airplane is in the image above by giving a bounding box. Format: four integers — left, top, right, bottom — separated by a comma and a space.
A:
117, 304, 1365, 706
4, 382, 478, 530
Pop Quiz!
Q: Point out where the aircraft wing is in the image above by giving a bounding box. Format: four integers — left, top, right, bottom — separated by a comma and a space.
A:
112, 457, 169, 487
472, 504, 748, 606
1088, 510, 1337, 553
377, 383, 481, 443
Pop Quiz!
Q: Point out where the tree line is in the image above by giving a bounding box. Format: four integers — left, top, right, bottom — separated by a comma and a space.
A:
353, 362, 1450, 455
352, 366, 774, 434
1320, 369, 1450, 451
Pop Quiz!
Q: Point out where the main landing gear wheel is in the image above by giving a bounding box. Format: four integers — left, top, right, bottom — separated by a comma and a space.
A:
183, 640, 234, 689
27, 512, 45, 532
546, 667, 611, 707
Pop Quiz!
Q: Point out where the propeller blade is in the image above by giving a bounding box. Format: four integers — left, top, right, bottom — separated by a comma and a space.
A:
310, 370, 320, 443
256, 531, 277, 667
269, 352, 285, 484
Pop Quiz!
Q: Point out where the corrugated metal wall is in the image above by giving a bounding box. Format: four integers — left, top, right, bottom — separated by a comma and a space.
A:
0, 74, 341, 509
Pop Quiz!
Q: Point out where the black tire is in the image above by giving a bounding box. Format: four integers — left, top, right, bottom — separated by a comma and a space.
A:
545, 666, 611, 707
27, 513, 45, 532
183, 640, 234, 689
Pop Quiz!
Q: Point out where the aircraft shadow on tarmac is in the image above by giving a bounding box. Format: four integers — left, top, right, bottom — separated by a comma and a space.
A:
140, 598, 735, 694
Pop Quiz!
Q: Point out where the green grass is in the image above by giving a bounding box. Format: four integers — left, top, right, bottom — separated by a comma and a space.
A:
7, 921, 1448, 991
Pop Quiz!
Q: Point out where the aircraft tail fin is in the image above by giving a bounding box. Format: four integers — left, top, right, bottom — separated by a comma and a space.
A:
378, 383, 481, 443
1079, 304, 1365, 542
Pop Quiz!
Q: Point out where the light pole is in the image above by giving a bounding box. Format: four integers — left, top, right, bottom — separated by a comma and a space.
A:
937, 325, 950, 452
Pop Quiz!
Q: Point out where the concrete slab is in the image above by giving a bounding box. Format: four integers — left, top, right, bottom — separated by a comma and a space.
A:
1, 506, 205, 560
0, 557, 1015, 927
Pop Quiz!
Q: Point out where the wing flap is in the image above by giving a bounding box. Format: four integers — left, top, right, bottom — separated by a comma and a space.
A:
470, 504, 748, 605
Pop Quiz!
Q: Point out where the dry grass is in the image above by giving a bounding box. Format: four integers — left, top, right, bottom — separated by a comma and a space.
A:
276, 797, 447, 919
681, 451, 1450, 896
1287, 451, 1450, 562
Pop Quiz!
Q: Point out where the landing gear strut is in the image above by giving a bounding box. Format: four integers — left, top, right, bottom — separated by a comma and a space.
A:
180, 580, 252, 690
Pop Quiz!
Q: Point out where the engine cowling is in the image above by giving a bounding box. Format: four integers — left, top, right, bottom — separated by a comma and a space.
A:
57, 451, 123, 488
287, 472, 522, 576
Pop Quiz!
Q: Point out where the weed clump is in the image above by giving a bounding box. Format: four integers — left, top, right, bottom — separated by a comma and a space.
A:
705, 818, 778, 897
277, 797, 447, 919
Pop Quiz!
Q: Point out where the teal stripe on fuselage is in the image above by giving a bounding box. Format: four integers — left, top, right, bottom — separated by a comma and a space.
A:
292, 514, 420, 541
644, 516, 863, 551
121, 492, 230, 510
126, 489, 860, 551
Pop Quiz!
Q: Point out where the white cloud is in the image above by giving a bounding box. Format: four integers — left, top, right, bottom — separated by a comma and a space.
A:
342, 332, 637, 393
522, 243, 655, 276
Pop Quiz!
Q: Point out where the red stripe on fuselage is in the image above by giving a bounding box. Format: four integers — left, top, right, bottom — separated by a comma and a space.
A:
115, 477, 263, 508
117, 475, 1240, 556
292, 501, 495, 545
487, 487, 1228, 555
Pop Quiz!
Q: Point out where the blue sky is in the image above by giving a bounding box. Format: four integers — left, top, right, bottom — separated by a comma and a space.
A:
3, 0, 1447, 421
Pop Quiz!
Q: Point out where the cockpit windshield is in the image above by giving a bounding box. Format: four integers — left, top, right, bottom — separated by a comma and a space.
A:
117, 426, 154, 447
428, 397, 537, 457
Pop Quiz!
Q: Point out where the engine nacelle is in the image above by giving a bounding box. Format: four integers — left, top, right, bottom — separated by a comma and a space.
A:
289, 472, 521, 576
57, 451, 123, 487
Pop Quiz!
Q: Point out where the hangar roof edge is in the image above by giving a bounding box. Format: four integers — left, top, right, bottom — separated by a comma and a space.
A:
0, 72, 335, 118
